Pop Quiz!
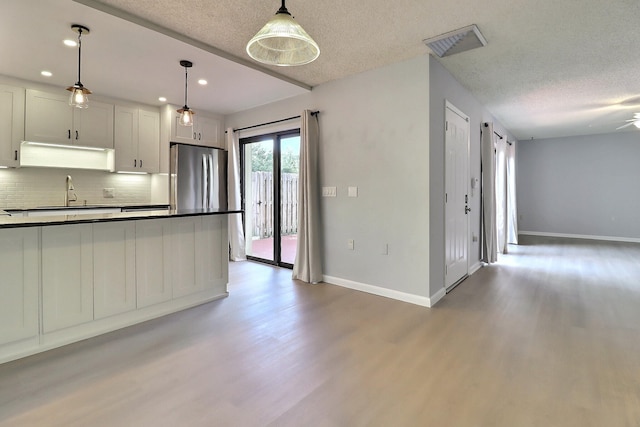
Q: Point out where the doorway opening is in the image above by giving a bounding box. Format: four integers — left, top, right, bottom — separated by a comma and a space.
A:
240, 130, 300, 268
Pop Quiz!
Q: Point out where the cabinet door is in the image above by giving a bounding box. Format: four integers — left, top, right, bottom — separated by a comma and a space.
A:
42, 224, 94, 333
198, 115, 222, 148
94, 222, 136, 319
0, 85, 25, 167
75, 100, 114, 148
171, 216, 201, 297
171, 111, 197, 144
197, 215, 228, 291
136, 219, 172, 307
0, 228, 39, 345
138, 109, 160, 173
114, 105, 138, 172
25, 90, 73, 145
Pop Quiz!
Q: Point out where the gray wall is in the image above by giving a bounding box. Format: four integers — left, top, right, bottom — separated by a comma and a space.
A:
226, 56, 432, 298
517, 132, 640, 239
428, 57, 515, 295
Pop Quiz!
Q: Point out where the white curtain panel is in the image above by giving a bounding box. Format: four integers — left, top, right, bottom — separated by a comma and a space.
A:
292, 110, 323, 283
495, 139, 508, 254
481, 122, 498, 263
226, 127, 246, 261
506, 142, 519, 244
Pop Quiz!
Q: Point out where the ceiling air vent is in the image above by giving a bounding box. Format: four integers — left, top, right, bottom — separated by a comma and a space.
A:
423, 24, 487, 58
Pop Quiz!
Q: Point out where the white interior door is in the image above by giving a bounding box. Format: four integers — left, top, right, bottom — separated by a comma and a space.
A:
444, 102, 470, 290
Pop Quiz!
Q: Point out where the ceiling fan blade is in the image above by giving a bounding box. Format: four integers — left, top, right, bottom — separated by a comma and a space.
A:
616, 122, 636, 130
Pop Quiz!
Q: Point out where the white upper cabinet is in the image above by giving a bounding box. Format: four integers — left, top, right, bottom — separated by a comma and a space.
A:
0, 85, 25, 167
25, 89, 114, 149
169, 107, 223, 148
114, 106, 160, 173
138, 108, 160, 172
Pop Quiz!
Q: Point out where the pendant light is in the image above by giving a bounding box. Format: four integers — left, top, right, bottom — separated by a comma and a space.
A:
66, 24, 91, 109
246, 0, 319, 66
177, 60, 195, 127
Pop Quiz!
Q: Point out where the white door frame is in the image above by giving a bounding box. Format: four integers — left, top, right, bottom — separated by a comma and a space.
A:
444, 100, 471, 291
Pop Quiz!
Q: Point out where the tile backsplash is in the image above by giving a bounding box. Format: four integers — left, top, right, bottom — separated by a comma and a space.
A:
0, 167, 155, 209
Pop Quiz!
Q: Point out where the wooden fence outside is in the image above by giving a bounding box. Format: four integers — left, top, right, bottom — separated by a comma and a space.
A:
251, 171, 298, 238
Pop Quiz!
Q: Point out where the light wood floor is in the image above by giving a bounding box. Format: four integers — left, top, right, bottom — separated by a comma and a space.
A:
1, 236, 639, 426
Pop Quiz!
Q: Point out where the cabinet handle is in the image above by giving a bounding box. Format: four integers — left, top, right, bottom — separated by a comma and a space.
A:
134, 159, 137, 168
193, 132, 196, 140
140, 159, 143, 168
75, 130, 79, 140
199, 132, 202, 141
14, 150, 18, 161
68, 129, 71, 139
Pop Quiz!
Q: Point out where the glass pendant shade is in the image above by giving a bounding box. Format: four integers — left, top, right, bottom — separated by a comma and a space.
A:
247, 4, 319, 66
67, 83, 91, 109
178, 107, 195, 127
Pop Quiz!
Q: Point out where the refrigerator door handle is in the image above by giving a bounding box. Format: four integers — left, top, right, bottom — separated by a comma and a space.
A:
201, 154, 209, 209
207, 154, 215, 208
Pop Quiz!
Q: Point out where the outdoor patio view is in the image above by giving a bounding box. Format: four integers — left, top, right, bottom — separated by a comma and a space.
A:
243, 135, 300, 265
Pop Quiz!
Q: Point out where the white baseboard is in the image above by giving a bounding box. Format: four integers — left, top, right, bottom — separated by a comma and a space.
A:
519, 231, 640, 244
322, 275, 443, 307
469, 261, 484, 275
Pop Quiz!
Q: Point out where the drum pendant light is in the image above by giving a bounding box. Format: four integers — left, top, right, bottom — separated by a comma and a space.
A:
246, 0, 319, 66
176, 60, 195, 127
66, 24, 91, 108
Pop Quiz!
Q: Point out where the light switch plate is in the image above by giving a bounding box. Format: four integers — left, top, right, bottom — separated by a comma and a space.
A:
322, 186, 337, 197
348, 186, 358, 197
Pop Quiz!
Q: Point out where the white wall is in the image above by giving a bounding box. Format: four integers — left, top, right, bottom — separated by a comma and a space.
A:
517, 132, 640, 240
428, 57, 516, 296
226, 56, 432, 301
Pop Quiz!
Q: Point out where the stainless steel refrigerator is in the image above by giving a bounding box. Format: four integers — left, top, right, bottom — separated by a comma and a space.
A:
170, 143, 227, 210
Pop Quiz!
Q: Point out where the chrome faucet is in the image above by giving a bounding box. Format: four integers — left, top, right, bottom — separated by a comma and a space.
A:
66, 175, 78, 207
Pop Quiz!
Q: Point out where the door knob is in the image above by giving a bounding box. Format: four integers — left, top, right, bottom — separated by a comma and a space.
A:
465, 206, 471, 214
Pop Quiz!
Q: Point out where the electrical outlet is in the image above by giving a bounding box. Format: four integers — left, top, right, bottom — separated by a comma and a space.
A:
348, 239, 354, 250
103, 188, 115, 198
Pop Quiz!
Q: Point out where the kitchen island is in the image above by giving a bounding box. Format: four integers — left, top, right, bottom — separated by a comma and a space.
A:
0, 208, 241, 364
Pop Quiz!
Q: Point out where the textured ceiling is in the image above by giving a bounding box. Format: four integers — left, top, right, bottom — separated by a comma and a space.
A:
5, 0, 640, 139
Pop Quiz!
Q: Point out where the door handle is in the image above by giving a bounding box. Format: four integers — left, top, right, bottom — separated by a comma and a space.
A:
465, 206, 471, 214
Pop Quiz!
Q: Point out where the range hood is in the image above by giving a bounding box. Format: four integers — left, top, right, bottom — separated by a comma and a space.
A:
20, 141, 115, 172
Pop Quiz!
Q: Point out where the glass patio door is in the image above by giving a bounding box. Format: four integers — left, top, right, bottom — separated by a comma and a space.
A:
241, 131, 300, 267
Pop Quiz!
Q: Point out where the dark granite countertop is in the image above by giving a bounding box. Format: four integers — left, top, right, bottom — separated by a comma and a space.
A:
0, 208, 243, 229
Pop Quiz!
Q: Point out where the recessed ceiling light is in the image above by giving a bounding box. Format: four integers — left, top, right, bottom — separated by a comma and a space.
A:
158, 97, 167, 102
41, 71, 53, 77
198, 79, 207, 85
63, 39, 77, 47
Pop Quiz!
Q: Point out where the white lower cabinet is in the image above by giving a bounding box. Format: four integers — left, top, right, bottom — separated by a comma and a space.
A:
171, 216, 200, 297
93, 221, 136, 319
172, 215, 227, 297
42, 224, 94, 333
198, 215, 226, 289
0, 228, 39, 345
136, 219, 172, 307
1, 216, 229, 365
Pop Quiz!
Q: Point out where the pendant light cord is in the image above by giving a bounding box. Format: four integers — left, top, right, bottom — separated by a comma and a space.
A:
184, 65, 188, 107
77, 29, 83, 85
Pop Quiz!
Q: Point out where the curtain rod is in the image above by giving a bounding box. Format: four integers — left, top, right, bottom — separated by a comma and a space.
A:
228, 111, 320, 133
483, 122, 512, 145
